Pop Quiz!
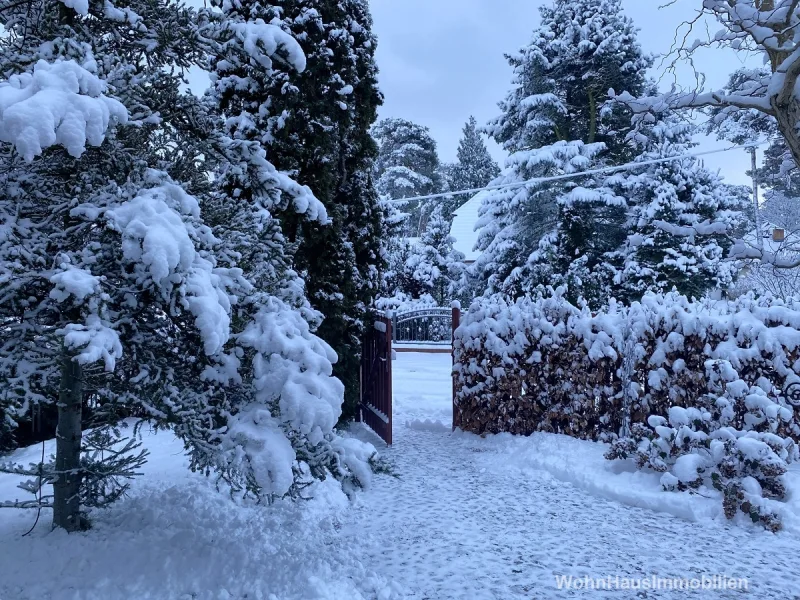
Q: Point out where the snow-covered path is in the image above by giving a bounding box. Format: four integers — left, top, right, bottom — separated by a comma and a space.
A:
350, 352, 800, 599
2, 352, 799, 599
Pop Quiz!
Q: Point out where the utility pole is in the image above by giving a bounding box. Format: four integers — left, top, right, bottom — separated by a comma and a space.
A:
750, 146, 764, 253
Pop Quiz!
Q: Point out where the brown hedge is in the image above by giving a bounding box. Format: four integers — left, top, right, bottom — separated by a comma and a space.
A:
453, 292, 800, 441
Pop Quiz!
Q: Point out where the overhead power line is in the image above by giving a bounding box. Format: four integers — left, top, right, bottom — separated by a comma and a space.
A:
386, 143, 765, 205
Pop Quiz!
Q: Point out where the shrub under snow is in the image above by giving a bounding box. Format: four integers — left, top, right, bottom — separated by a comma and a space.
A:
453, 289, 800, 528
375, 292, 439, 314
607, 404, 797, 531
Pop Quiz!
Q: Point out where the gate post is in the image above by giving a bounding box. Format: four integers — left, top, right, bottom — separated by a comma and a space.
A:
451, 301, 461, 431
385, 314, 393, 446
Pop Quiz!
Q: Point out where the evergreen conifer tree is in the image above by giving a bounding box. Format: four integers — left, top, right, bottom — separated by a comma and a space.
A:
382, 204, 462, 304
411, 205, 463, 304
245, 0, 385, 423
611, 118, 745, 302
0, 0, 220, 529
472, 0, 651, 301
0, 0, 375, 529
449, 116, 500, 205
373, 118, 443, 237
472, 141, 618, 301
752, 137, 800, 233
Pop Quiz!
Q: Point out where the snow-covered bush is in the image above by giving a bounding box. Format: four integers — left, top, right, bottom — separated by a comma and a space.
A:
453, 288, 616, 436
455, 291, 800, 437
376, 292, 439, 314
606, 402, 797, 531
453, 290, 800, 527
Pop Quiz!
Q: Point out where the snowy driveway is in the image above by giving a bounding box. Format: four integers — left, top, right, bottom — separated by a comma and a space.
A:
349, 352, 800, 599
2, 353, 799, 599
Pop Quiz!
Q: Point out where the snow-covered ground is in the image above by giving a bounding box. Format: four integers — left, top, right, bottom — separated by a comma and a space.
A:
2, 352, 800, 599
0, 423, 401, 600
352, 353, 800, 599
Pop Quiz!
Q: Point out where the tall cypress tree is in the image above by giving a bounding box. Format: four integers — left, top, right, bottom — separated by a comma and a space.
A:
252, 0, 385, 422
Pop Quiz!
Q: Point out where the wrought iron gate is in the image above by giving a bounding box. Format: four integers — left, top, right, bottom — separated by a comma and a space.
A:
392, 308, 453, 345
359, 313, 392, 445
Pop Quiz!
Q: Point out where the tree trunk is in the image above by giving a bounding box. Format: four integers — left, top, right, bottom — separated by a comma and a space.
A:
773, 99, 800, 172
52, 348, 84, 531
587, 90, 597, 144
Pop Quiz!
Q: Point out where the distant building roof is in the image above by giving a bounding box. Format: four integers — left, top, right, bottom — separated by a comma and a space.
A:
449, 193, 485, 262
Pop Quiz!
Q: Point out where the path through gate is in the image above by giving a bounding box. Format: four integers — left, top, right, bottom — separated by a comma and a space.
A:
359, 313, 393, 445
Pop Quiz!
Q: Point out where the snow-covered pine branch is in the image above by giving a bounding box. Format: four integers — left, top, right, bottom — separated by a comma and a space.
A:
0, 59, 127, 161
228, 19, 307, 73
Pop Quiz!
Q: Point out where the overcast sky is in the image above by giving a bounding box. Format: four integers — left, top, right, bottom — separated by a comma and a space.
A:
369, 0, 759, 186
185, 0, 759, 186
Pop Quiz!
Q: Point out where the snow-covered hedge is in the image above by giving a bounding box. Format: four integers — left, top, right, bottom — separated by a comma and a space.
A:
454, 289, 800, 438
453, 289, 800, 528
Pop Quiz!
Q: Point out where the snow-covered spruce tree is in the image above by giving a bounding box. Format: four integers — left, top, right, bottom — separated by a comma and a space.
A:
423, 205, 465, 304
611, 117, 746, 302
0, 1, 374, 530
237, 0, 384, 423
448, 116, 499, 208
0, 1, 218, 453
616, 3, 800, 279
472, 0, 651, 302
383, 239, 427, 300
373, 117, 443, 237
470, 141, 603, 300
0, 0, 223, 530
485, 0, 651, 161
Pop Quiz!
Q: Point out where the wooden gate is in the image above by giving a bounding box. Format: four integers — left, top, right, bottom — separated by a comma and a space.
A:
359, 313, 393, 445
451, 304, 461, 431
